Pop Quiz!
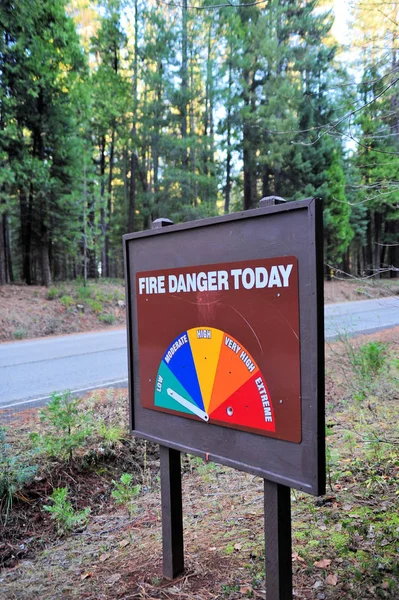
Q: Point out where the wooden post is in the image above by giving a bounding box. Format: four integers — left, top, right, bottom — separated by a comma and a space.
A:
264, 480, 293, 600
160, 446, 184, 579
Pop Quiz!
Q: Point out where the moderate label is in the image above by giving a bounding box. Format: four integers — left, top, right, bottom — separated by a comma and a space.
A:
137, 257, 301, 442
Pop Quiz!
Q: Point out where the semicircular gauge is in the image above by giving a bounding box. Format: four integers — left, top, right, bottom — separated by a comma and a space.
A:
154, 327, 275, 434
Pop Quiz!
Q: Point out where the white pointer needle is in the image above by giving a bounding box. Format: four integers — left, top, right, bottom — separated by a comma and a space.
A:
167, 388, 209, 422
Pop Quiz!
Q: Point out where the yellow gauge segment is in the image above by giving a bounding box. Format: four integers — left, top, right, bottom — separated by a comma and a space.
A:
187, 327, 224, 412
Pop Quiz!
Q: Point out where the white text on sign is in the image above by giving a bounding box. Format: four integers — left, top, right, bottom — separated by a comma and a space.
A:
138, 264, 293, 295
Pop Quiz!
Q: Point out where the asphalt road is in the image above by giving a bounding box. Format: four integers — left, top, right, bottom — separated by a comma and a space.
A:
324, 296, 399, 340
1, 296, 398, 411
0, 329, 128, 410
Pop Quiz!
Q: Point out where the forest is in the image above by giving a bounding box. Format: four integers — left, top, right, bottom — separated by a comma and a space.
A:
0, 0, 398, 286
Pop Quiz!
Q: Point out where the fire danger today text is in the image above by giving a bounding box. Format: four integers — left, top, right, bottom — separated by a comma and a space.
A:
138, 264, 293, 295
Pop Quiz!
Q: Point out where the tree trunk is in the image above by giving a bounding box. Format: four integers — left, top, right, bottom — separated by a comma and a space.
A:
5, 210, 13, 282
224, 53, 232, 214
242, 69, 256, 211
128, 152, 136, 232
99, 136, 106, 277
181, 0, 189, 201
105, 126, 115, 277
189, 43, 197, 206
128, 0, 139, 233
373, 210, 381, 278
20, 186, 32, 285
0, 212, 6, 285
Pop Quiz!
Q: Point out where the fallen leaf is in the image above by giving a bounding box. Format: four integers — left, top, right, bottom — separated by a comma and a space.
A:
208, 547, 217, 551
106, 573, 121, 585
119, 539, 130, 548
100, 553, 111, 562
313, 581, 323, 589
240, 585, 252, 594
234, 543, 242, 551
314, 559, 331, 569
326, 574, 338, 586
292, 552, 305, 563
81, 572, 93, 580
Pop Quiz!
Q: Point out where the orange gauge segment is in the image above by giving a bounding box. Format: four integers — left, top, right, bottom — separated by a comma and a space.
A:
208, 332, 256, 414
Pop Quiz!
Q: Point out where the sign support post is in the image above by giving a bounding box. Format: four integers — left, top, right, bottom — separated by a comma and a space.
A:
151, 219, 185, 581
260, 196, 292, 598
160, 446, 184, 579
264, 480, 292, 599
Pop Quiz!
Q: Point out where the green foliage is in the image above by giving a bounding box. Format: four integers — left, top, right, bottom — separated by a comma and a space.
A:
99, 313, 116, 325
0, 428, 37, 522
31, 391, 93, 462
60, 295, 75, 308
87, 299, 102, 313
46, 287, 59, 300
351, 341, 387, 380
98, 420, 124, 446
77, 285, 93, 300
111, 473, 141, 517
44, 487, 90, 534
336, 337, 390, 401
324, 152, 353, 265
12, 329, 27, 340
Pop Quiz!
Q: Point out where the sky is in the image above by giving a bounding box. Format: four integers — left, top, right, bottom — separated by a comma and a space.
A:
332, 0, 351, 45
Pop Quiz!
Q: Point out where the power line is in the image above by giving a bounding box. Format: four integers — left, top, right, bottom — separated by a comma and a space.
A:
155, 0, 268, 10
292, 75, 399, 148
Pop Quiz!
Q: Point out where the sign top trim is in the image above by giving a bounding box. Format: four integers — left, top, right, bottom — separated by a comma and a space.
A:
123, 197, 315, 243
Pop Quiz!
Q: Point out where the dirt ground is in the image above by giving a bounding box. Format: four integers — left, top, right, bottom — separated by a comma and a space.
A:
0, 280, 126, 342
323, 277, 399, 304
0, 328, 398, 600
0, 277, 398, 343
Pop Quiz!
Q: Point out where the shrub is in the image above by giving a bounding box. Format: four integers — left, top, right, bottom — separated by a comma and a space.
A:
44, 487, 90, 534
0, 428, 37, 521
60, 295, 74, 308
12, 328, 27, 340
31, 391, 93, 463
99, 313, 116, 325
98, 421, 125, 445
352, 341, 387, 380
77, 285, 93, 301
46, 287, 58, 300
111, 473, 141, 517
87, 299, 102, 313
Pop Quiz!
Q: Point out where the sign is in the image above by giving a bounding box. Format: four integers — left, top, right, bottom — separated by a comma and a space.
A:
136, 257, 301, 442
124, 199, 325, 496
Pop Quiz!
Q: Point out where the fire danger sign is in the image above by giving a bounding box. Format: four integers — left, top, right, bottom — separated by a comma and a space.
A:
136, 257, 301, 443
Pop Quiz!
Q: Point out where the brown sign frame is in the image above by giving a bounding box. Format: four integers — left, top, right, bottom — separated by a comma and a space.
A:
124, 198, 325, 496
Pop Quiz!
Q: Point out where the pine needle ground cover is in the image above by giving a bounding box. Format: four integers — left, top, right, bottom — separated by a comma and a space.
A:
0, 328, 398, 600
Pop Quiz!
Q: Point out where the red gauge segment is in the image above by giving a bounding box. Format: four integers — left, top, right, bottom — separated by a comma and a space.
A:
210, 372, 275, 432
